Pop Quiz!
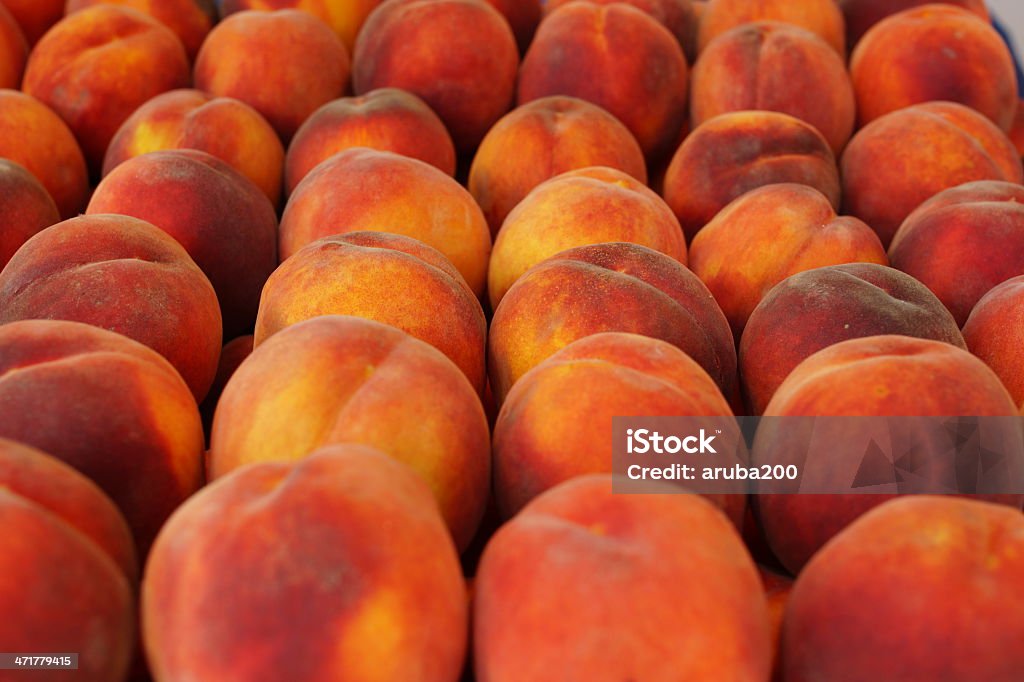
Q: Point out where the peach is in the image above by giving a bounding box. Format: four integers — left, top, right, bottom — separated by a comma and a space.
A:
352, 0, 518, 155
103, 89, 285, 208
838, 0, 989, 47
888, 180, 1024, 325
87, 149, 278, 339
842, 103, 1023, 247
488, 166, 686, 308
492, 333, 742, 520
740, 263, 966, 415
65, 0, 215, 61
698, 0, 844, 54
690, 183, 888, 339
484, 0, 541, 53
199, 334, 254, 437
518, 2, 688, 161
0, 320, 205, 555
0, 159, 59, 269
963, 276, 1024, 412
254, 231, 486, 394
544, 0, 698, 60
219, 0, 384, 52
22, 5, 190, 175
663, 111, 840, 242
0, 489, 135, 682
468, 96, 647, 236
0, 89, 89, 219
0, 214, 223, 401
850, 5, 1017, 132
489, 244, 736, 406
280, 148, 491, 297
0, 438, 137, 582
144, 446, 467, 682
754, 335, 1023, 574
783, 496, 1024, 680
0, 1, 25, 88
195, 9, 350, 143
474, 475, 771, 680
0, 0, 62, 45
690, 21, 855, 155
208, 315, 490, 550
285, 88, 456, 195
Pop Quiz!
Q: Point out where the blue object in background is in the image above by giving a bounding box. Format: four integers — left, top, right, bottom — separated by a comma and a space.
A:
992, 15, 1024, 97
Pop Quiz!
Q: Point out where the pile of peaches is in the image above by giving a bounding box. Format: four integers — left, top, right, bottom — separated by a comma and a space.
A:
0, 0, 1022, 680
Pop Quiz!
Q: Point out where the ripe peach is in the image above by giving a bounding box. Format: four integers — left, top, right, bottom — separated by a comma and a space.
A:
0, 89, 89, 219
0, 1, 25, 89
22, 5, 190, 175
488, 166, 686, 308
889, 180, 1024, 326
691, 21, 855, 154
689, 183, 888, 339
474, 475, 771, 680
544, 0, 698, 59
850, 5, 1017, 132
0, 489, 135, 682
195, 9, 350, 143
0, 214, 223, 401
663, 111, 840, 242
0, 159, 59, 269
468, 96, 647, 236
65, 0, 214, 61
285, 88, 456, 195
698, 0, 844, 55
519, 2, 688, 161
754, 335, 1022, 573
0, 0, 62, 45
841, 101, 1023, 246
0, 320, 205, 555
963, 276, 1024, 412
352, 0, 518, 155
0, 438, 137, 582
280, 148, 491, 297
103, 89, 285, 208
254, 232, 486, 394
484, 0, 541, 53
87, 149, 278, 339
783, 496, 1024, 680
740, 263, 966, 415
492, 332, 743, 521
838, 0, 989, 47
144, 446, 467, 682
220, 0, 384, 52
489, 242, 736, 408
209, 315, 490, 550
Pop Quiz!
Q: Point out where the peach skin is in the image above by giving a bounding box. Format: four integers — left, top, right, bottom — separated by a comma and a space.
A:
487, 166, 685, 308
468, 96, 647, 236
285, 87, 456, 194
689, 183, 888, 339
103, 89, 286, 208
22, 5, 190, 175
144, 446, 467, 682
663, 111, 840, 242
488, 243, 735, 406
208, 315, 490, 550
280, 147, 491, 297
